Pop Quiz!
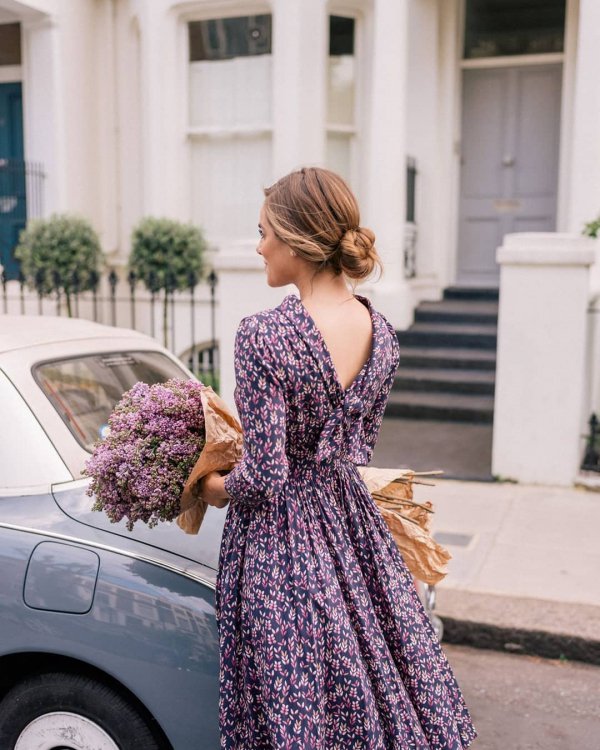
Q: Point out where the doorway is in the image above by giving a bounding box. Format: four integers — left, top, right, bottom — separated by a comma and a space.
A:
0, 81, 25, 280
456, 64, 562, 286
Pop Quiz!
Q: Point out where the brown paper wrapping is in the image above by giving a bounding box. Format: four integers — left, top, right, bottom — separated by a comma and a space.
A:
356, 466, 452, 585
175, 386, 244, 535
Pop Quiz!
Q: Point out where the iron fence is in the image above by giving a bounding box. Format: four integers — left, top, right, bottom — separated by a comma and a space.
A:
0, 267, 220, 389
581, 413, 599, 472
581, 298, 600, 473
404, 156, 418, 279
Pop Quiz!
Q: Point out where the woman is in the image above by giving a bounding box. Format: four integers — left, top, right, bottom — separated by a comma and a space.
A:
201, 167, 477, 749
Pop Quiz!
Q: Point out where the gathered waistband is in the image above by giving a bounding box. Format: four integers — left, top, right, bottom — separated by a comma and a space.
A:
287, 455, 357, 472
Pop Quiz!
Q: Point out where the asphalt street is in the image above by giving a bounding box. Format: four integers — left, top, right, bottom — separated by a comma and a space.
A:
444, 644, 600, 749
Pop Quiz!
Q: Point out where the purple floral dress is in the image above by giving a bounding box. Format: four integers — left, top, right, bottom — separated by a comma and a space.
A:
217, 293, 477, 749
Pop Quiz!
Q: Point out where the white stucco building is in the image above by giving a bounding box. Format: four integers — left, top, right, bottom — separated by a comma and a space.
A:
1, 0, 599, 484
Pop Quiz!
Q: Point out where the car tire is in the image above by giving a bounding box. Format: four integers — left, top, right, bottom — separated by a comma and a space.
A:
0, 671, 163, 750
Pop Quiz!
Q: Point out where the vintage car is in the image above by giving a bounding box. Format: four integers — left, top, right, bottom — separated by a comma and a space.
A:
0, 316, 223, 749
0, 314, 441, 750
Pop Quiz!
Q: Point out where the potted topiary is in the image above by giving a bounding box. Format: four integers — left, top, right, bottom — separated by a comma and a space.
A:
129, 217, 207, 346
15, 214, 103, 317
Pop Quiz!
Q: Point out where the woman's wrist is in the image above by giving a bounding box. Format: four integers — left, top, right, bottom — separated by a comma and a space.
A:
201, 470, 231, 508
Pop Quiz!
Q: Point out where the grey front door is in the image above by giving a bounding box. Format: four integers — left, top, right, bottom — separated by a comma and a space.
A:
457, 65, 562, 286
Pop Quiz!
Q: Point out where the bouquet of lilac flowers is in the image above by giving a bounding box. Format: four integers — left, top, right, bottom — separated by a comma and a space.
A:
83, 378, 207, 531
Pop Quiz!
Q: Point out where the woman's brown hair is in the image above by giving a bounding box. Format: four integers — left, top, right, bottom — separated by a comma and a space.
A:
263, 167, 383, 282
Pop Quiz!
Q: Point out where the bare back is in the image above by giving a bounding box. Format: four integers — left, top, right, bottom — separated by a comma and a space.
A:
300, 297, 374, 391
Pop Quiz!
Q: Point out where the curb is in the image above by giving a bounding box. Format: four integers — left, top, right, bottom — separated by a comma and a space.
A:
439, 616, 600, 666
433, 589, 600, 666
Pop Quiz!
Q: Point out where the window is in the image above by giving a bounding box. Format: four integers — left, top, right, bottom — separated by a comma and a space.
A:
0, 24, 21, 66
327, 16, 356, 184
464, 0, 566, 59
187, 15, 273, 244
189, 15, 271, 60
34, 351, 188, 451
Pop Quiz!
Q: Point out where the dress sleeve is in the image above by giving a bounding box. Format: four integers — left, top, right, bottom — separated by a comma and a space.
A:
223, 315, 289, 507
361, 320, 400, 463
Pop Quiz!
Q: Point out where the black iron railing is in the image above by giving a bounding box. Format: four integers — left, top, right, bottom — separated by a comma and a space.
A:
404, 156, 417, 279
0, 267, 220, 389
581, 413, 600, 472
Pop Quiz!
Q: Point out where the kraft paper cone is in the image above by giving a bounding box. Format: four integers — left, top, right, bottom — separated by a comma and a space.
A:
357, 466, 451, 585
176, 386, 244, 535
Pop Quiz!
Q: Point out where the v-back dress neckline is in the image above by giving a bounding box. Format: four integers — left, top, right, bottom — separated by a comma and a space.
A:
283, 293, 377, 396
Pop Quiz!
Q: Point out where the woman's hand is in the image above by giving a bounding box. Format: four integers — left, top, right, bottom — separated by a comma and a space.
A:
199, 470, 231, 509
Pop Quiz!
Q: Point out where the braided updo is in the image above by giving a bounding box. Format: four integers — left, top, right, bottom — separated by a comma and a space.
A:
263, 167, 382, 282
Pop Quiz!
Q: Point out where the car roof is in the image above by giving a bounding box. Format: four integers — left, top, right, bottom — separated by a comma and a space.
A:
0, 315, 149, 353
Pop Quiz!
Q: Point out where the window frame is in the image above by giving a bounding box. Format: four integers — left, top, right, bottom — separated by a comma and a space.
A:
31, 349, 190, 453
182, 5, 274, 141
325, 5, 365, 189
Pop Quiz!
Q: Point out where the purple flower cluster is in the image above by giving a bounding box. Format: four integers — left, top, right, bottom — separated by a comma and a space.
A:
83, 378, 206, 531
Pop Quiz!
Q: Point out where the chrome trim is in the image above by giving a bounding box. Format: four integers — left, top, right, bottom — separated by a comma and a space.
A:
0, 521, 216, 591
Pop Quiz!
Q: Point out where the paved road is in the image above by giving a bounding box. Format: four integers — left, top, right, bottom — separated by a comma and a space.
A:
444, 644, 600, 750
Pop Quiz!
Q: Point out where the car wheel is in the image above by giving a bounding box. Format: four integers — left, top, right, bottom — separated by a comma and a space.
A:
0, 672, 163, 750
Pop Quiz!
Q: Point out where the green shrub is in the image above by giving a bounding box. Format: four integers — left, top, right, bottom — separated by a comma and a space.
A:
129, 217, 206, 293
129, 217, 207, 345
583, 214, 600, 239
15, 214, 103, 317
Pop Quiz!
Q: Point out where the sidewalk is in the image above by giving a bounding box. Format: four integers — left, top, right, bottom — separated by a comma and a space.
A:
372, 423, 600, 664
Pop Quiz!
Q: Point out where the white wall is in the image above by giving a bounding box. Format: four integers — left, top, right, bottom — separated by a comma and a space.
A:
492, 233, 596, 485
565, 0, 600, 235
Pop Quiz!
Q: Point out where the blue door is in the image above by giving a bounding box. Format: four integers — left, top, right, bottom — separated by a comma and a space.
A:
0, 82, 25, 280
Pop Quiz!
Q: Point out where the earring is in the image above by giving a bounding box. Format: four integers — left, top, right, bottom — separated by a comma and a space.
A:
289, 250, 296, 257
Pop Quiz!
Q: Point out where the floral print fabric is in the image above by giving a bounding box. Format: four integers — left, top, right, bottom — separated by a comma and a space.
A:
217, 293, 477, 749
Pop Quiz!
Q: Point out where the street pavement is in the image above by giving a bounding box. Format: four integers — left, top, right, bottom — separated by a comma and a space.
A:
445, 644, 600, 750
373, 418, 600, 663
373, 417, 494, 481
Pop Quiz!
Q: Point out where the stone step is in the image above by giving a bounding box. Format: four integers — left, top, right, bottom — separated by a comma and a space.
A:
395, 367, 496, 395
397, 322, 497, 350
399, 346, 497, 371
443, 286, 500, 302
415, 299, 498, 325
385, 390, 495, 423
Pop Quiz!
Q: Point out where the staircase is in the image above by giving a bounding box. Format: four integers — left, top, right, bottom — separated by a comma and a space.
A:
388, 287, 499, 423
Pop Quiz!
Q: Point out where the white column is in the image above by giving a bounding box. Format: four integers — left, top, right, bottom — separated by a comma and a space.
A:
565, 0, 600, 234
362, 0, 412, 328
271, 0, 327, 177
21, 14, 62, 215
135, 2, 182, 219
492, 233, 596, 486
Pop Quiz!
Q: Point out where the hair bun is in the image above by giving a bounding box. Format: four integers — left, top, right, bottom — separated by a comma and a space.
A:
263, 166, 384, 283
337, 226, 380, 280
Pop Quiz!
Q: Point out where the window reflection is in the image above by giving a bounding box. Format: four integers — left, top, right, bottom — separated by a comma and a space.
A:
327, 16, 356, 185
464, 0, 566, 59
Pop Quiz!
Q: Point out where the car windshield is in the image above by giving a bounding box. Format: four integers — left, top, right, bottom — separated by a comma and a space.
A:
34, 351, 189, 451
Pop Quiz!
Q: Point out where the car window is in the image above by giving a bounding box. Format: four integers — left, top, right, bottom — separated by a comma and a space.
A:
34, 351, 189, 451
0, 369, 71, 489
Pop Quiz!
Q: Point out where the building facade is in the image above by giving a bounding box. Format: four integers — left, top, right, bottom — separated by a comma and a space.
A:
1, 0, 599, 482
